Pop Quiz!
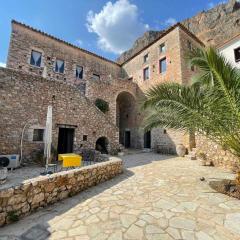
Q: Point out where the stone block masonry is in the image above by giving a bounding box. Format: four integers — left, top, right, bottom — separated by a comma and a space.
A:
0, 67, 119, 160
196, 135, 239, 171
0, 157, 123, 226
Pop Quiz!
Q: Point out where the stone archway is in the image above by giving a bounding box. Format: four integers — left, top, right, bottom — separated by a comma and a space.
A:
116, 91, 136, 148
95, 137, 109, 154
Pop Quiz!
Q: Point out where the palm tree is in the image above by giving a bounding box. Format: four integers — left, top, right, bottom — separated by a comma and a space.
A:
143, 47, 240, 159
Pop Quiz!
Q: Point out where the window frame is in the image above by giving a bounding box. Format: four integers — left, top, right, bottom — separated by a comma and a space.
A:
54, 59, 65, 74
32, 128, 45, 142
30, 50, 42, 68
143, 53, 149, 63
234, 47, 240, 63
143, 66, 150, 80
159, 57, 167, 74
159, 43, 166, 54
92, 73, 100, 81
76, 65, 84, 79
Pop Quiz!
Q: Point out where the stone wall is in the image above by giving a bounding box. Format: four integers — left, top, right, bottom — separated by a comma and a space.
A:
7, 21, 122, 94
0, 157, 123, 226
0, 67, 119, 160
196, 135, 239, 171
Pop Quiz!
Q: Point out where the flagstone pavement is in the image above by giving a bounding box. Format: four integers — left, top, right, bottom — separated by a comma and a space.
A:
1, 152, 240, 240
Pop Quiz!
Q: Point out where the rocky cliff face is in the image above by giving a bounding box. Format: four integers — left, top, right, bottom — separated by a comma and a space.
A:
182, 0, 240, 46
117, 0, 240, 64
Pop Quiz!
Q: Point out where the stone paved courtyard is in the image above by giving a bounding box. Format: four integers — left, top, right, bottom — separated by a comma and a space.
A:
1, 152, 240, 240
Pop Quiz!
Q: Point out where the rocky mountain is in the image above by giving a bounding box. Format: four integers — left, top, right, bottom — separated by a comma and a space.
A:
117, 0, 240, 64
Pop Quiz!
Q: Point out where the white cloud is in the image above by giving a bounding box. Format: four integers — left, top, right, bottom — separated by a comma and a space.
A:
86, 0, 149, 54
164, 18, 177, 27
75, 39, 83, 46
0, 62, 6, 68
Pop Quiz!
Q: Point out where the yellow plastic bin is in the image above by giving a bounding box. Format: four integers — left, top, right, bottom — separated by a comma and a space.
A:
58, 153, 82, 167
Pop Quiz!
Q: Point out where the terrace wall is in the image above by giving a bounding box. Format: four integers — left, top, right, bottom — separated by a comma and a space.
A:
0, 157, 123, 226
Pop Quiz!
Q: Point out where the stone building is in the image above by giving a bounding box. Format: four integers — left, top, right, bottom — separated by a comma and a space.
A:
1, 12, 238, 168
0, 20, 204, 161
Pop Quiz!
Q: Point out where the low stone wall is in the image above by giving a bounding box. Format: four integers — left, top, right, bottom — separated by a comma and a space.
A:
196, 135, 239, 171
0, 157, 123, 226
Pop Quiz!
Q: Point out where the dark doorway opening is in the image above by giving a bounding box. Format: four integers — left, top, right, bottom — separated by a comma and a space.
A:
57, 128, 75, 154
96, 137, 109, 154
124, 131, 131, 148
144, 131, 151, 149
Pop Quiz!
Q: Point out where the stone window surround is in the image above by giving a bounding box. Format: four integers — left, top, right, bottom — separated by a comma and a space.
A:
143, 53, 149, 63
159, 56, 167, 74
92, 73, 100, 81
54, 58, 65, 74
234, 46, 240, 62
28, 47, 44, 68
143, 66, 150, 81
28, 125, 46, 143
159, 42, 166, 54
75, 64, 84, 79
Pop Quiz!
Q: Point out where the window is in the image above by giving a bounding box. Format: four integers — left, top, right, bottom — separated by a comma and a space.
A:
143, 54, 149, 63
234, 47, 240, 62
187, 40, 193, 50
33, 129, 44, 142
92, 74, 100, 81
76, 66, 83, 79
159, 43, 166, 53
83, 135, 88, 141
30, 50, 42, 67
55, 59, 64, 73
143, 67, 149, 80
159, 58, 167, 73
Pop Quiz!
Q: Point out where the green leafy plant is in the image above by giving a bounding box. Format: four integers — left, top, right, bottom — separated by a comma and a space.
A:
95, 98, 109, 113
7, 211, 19, 222
143, 47, 240, 162
198, 152, 207, 160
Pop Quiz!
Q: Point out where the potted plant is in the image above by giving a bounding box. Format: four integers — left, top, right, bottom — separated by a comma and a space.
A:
176, 144, 186, 157
198, 152, 207, 166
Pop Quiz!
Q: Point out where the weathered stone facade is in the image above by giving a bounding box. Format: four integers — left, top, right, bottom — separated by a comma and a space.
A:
2, 20, 201, 156
7, 21, 123, 95
2, 11, 238, 168
195, 135, 239, 171
0, 67, 119, 159
121, 25, 203, 151
0, 157, 123, 226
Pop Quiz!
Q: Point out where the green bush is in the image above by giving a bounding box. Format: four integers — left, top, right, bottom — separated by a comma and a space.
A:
7, 211, 19, 222
95, 98, 109, 113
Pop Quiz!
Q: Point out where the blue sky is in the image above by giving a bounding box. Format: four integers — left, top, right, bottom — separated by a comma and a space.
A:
0, 0, 226, 65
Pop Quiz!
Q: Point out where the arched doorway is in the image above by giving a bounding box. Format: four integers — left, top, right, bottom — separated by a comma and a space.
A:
95, 137, 109, 154
116, 92, 136, 148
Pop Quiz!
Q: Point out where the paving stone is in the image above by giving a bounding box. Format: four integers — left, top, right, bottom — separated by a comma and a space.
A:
181, 230, 195, 240
169, 217, 196, 231
196, 231, 214, 240
1, 153, 240, 240
224, 213, 240, 235
146, 225, 165, 234
68, 226, 87, 236
120, 214, 138, 228
124, 224, 143, 239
